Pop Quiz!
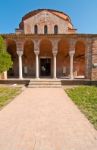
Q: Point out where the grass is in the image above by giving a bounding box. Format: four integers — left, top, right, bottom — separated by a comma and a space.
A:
0, 86, 21, 109
66, 86, 97, 129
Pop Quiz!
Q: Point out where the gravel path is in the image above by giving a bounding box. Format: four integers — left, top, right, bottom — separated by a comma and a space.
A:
0, 88, 97, 150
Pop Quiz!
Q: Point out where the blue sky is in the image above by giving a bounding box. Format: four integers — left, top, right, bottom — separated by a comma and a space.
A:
0, 0, 97, 34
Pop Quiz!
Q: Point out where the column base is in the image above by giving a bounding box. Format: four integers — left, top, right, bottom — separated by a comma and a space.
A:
35, 77, 40, 80
53, 77, 57, 80
70, 77, 74, 80
19, 77, 23, 80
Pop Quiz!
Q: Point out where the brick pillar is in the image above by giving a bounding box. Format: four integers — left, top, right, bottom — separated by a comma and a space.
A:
85, 39, 92, 79
91, 38, 97, 80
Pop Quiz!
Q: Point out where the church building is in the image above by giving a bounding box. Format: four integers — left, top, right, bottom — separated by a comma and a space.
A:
1, 9, 97, 81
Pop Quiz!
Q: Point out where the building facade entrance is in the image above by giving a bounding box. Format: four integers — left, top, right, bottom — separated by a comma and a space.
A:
3, 8, 96, 81
40, 58, 51, 77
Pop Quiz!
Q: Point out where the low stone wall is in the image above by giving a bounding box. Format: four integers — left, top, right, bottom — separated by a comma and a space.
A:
0, 79, 97, 86
61, 80, 97, 86
0, 79, 30, 86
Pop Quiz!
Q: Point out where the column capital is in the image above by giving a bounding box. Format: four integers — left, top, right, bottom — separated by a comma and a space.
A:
34, 51, 39, 55
16, 40, 24, 51
52, 51, 58, 56
69, 39, 76, 51
17, 50, 23, 56
33, 39, 41, 51
69, 50, 75, 56
50, 38, 60, 52
50, 38, 60, 44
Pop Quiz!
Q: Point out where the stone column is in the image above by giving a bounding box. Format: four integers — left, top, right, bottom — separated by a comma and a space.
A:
51, 39, 59, 79
69, 51, 75, 80
33, 39, 40, 79
4, 71, 7, 80
16, 40, 24, 80
35, 51, 39, 79
17, 51, 23, 79
53, 52, 57, 79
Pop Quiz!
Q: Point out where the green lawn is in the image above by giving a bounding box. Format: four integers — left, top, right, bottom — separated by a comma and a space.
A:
0, 87, 21, 109
66, 86, 97, 129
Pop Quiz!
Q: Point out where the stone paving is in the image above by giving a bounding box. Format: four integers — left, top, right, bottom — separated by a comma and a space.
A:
0, 88, 97, 150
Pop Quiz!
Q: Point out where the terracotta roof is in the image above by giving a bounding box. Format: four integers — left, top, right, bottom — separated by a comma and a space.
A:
19, 9, 73, 29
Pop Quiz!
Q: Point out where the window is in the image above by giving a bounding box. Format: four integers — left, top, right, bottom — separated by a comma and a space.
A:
54, 25, 58, 34
34, 25, 38, 34
44, 25, 48, 34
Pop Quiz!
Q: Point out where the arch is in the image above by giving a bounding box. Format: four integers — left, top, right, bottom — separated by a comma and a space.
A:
23, 39, 35, 77
57, 39, 69, 77
34, 25, 38, 34
40, 39, 52, 57
54, 25, 58, 34
74, 40, 86, 77
6, 39, 18, 77
44, 25, 48, 34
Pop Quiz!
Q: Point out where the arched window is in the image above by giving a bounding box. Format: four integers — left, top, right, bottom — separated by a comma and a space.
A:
34, 25, 38, 34
44, 25, 48, 34
54, 25, 58, 34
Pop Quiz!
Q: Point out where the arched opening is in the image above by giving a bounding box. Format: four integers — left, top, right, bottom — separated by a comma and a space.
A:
39, 39, 52, 77
34, 25, 38, 34
7, 39, 18, 78
23, 40, 35, 77
44, 25, 48, 34
74, 41, 85, 78
54, 25, 58, 34
57, 39, 69, 77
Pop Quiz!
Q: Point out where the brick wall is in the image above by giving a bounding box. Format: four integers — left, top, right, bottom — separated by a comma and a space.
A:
24, 11, 73, 34
91, 38, 97, 80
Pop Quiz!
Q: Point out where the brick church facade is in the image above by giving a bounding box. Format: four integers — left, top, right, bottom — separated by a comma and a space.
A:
1, 9, 97, 80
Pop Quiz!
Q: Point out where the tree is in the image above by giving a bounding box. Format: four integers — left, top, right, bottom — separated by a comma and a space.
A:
0, 36, 12, 73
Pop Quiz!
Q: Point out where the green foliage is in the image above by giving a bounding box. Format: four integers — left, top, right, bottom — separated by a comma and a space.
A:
66, 86, 97, 129
0, 36, 6, 52
0, 36, 12, 73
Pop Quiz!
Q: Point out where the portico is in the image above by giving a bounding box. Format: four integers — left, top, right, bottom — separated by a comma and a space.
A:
5, 35, 87, 80
15, 38, 61, 80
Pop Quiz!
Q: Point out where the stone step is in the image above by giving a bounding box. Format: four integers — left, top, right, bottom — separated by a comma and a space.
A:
28, 79, 62, 88
29, 82, 61, 85
29, 79, 61, 82
28, 85, 62, 88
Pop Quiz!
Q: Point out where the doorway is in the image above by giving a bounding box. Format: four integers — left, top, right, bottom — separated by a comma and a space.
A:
40, 58, 51, 77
